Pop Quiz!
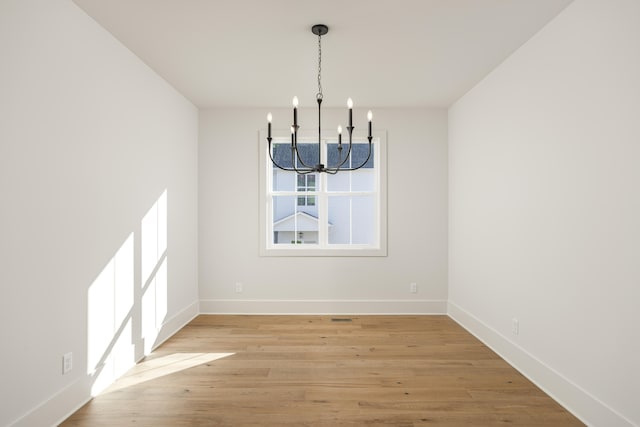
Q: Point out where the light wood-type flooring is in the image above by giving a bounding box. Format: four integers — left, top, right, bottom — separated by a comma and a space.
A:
62, 315, 583, 426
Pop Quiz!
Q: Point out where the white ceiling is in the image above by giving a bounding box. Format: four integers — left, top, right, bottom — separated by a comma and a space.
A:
72, 0, 573, 108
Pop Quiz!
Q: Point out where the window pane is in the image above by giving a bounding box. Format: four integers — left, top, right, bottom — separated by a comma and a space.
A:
271, 142, 293, 169
351, 168, 375, 192
328, 195, 375, 245
327, 196, 349, 244
272, 162, 295, 191
327, 169, 376, 192
351, 195, 375, 244
273, 195, 319, 245
327, 142, 375, 192
327, 170, 350, 191
326, 143, 374, 169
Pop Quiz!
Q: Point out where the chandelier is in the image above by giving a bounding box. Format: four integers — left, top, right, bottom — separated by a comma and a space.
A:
266, 24, 373, 174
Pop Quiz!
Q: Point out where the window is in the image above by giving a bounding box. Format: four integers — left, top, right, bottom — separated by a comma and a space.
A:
260, 129, 387, 256
297, 174, 316, 206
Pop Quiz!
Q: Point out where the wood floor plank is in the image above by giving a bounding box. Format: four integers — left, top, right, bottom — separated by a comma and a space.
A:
61, 315, 584, 426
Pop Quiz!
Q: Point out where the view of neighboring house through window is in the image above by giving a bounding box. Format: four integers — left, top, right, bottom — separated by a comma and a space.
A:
297, 174, 316, 206
261, 134, 386, 256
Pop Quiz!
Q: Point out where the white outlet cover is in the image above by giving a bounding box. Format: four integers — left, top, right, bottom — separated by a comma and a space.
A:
63, 352, 73, 374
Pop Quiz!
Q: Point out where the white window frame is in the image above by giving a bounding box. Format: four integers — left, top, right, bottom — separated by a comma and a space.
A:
259, 128, 387, 257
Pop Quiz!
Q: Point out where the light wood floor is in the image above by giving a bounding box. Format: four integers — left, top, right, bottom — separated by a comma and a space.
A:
62, 315, 583, 426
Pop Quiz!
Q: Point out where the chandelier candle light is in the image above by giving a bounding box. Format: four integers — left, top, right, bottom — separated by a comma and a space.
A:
267, 24, 373, 174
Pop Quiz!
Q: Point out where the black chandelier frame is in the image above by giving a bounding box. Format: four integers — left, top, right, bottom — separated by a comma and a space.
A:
266, 24, 373, 175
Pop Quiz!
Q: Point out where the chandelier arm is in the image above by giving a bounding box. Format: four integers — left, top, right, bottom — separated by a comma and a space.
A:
293, 144, 316, 171
327, 126, 354, 171
290, 140, 316, 174
329, 149, 344, 172
292, 161, 315, 174
291, 124, 321, 171
268, 138, 297, 172
327, 146, 351, 171
267, 138, 315, 173
341, 138, 373, 171
291, 124, 313, 172
324, 168, 340, 175
294, 168, 316, 175
326, 135, 374, 172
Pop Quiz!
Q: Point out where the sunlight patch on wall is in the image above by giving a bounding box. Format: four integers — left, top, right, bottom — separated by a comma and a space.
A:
86, 189, 169, 397
141, 257, 168, 355
87, 232, 135, 396
141, 190, 168, 355
141, 191, 167, 283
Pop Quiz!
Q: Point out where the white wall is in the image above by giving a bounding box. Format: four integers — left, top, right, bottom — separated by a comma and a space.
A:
448, 0, 640, 425
0, 1, 199, 425
199, 108, 448, 314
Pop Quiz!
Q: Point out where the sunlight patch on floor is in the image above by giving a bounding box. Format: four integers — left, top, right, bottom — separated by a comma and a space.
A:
101, 352, 234, 394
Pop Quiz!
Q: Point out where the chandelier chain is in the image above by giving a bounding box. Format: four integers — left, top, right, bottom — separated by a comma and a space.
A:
317, 32, 323, 100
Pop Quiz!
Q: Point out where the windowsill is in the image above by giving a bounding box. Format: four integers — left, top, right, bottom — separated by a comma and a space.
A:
259, 245, 387, 257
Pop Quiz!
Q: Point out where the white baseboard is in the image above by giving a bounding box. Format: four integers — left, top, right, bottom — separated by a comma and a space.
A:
151, 300, 200, 351
10, 300, 200, 427
199, 299, 447, 314
10, 375, 92, 427
447, 301, 635, 427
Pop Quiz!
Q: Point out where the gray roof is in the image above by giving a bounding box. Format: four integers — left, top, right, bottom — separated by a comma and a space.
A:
272, 142, 373, 169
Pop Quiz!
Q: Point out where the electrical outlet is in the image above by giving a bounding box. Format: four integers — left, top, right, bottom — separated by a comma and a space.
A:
512, 318, 519, 335
62, 352, 73, 375
235, 282, 243, 293
410, 282, 418, 293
